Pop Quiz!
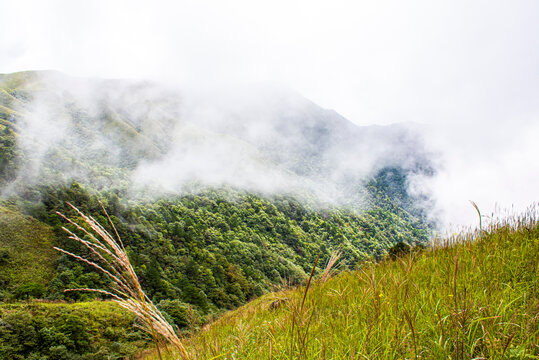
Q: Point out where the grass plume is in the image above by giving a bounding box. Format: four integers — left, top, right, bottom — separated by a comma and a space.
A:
54, 202, 191, 360
321, 249, 342, 284
469, 200, 483, 231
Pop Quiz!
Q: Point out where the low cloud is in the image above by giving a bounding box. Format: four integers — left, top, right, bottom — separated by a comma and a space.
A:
1, 1, 538, 229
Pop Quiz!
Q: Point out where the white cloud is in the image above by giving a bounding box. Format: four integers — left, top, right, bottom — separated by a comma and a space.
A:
1, 0, 538, 227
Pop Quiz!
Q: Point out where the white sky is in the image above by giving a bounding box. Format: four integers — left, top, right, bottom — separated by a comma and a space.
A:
1, 0, 538, 228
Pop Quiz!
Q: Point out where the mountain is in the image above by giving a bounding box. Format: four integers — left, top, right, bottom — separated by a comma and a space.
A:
0, 71, 433, 208
0, 70, 435, 358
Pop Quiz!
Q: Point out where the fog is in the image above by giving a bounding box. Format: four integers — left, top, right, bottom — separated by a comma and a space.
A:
1, 0, 538, 228
3, 73, 427, 214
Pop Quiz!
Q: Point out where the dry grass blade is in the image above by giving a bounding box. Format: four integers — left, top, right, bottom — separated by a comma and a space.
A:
301, 253, 321, 312
55, 202, 191, 360
289, 253, 321, 359
321, 249, 342, 284
469, 200, 482, 231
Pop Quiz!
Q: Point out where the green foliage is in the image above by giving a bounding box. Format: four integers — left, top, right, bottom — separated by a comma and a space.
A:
0, 206, 56, 299
0, 301, 147, 360
0, 124, 22, 187
14, 283, 45, 300
21, 183, 428, 311
157, 300, 194, 330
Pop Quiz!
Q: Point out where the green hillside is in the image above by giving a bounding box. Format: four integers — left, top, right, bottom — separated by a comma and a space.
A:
0, 70, 439, 359
2, 182, 427, 304
0, 206, 57, 300
142, 213, 538, 359
0, 70, 432, 309
1, 207, 535, 359
0, 301, 146, 359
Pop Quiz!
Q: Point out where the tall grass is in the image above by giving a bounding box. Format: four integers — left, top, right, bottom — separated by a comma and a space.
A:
57, 202, 538, 359
174, 206, 538, 359
55, 202, 190, 360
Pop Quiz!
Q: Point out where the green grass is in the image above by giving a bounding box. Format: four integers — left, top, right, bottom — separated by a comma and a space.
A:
146, 212, 538, 359
0, 206, 57, 298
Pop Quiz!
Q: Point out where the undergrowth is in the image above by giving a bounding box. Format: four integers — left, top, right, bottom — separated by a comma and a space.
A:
0, 301, 147, 359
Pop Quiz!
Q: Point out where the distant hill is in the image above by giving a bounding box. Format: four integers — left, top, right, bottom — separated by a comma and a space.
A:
0, 71, 433, 210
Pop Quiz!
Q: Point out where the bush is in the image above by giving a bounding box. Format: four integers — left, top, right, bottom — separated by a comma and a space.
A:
386, 241, 411, 260
0, 248, 9, 265
14, 283, 45, 300
0, 302, 147, 359
158, 299, 189, 329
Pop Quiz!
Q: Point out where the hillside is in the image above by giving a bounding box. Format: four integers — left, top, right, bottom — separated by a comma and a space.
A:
0, 301, 146, 359
150, 212, 537, 359
0, 71, 433, 207
0, 206, 56, 299
2, 185, 428, 305
0, 70, 432, 308
0, 70, 436, 358
0, 208, 536, 359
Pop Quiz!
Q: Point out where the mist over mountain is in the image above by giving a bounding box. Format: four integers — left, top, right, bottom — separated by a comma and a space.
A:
0, 70, 434, 216
1, 2, 537, 357
0, 71, 436, 336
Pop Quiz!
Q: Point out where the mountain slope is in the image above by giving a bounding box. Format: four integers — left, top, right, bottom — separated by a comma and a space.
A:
0, 70, 432, 299
0, 71, 433, 208
0, 206, 56, 299
0, 71, 436, 356
162, 214, 538, 359
0, 70, 441, 359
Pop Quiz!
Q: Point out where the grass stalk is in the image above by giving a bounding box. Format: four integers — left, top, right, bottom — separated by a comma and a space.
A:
469, 200, 482, 232
55, 202, 191, 360
289, 253, 321, 359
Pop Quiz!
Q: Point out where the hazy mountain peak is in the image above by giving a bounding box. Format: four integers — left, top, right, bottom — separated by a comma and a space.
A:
0, 70, 433, 211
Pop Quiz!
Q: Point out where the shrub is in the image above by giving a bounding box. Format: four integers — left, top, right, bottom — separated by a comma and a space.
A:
14, 283, 45, 300
386, 241, 411, 260
0, 248, 9, 265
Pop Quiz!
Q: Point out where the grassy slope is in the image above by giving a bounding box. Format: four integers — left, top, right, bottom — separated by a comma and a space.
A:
0, 206, 57, 295
149, 216, 538, 359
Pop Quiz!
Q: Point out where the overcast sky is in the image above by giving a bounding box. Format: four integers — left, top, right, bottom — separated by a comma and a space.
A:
1, 0, 538, 228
